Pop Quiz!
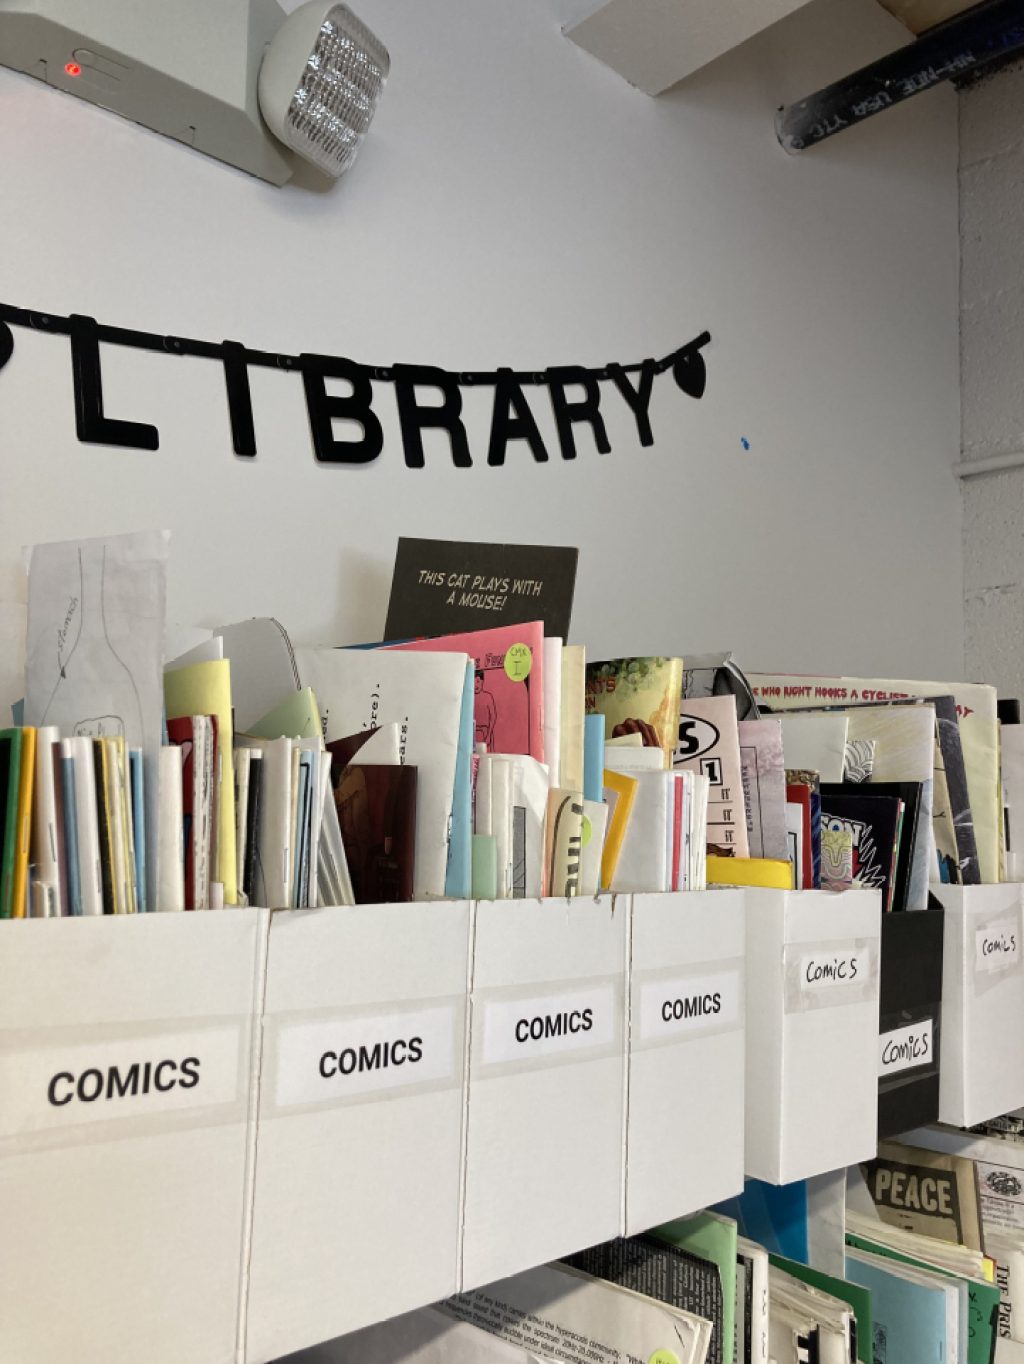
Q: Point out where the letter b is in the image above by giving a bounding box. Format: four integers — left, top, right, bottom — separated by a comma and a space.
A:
301, 354, 383, 465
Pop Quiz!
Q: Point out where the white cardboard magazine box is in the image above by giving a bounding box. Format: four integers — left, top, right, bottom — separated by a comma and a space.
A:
245, 901, 472, 1364
0, 909, 268, 1364
933, 884, 1024, 1128
625, 889, 745, 1234
461, 895, 628, 1290
744, 888, 882, 1185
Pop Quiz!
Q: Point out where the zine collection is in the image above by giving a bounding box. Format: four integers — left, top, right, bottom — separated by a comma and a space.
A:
4, 530, 1024, 1364
1, 529, 1014, 922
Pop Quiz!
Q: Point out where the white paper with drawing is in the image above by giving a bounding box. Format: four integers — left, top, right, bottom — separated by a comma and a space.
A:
25, 531, 168, 909
24, 531, 167, 756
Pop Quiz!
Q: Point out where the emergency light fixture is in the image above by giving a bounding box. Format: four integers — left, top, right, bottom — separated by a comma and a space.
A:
0, 0, 390, 185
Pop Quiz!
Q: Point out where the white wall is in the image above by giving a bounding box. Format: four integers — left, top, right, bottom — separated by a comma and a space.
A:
961, 58, 1024, 699
0, 0, 961, 680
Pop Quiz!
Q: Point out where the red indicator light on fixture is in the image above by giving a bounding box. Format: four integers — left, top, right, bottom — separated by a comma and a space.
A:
64, 62, 81, 77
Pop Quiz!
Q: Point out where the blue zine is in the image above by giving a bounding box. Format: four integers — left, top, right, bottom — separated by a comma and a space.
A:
846, 1250, 948, 1364
129, 747, 146, 912
714, 1179, 809, 1263
61, 752, 82, 917
583, 713, 606, 804
445, 663, 474, 900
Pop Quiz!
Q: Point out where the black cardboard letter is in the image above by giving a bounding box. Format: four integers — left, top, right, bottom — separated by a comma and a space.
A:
609, 359, 656, 447
672, 340, 709, 400
222, 340, 256, 458
0, 319, 13, 376
546, 366, 610, 460
69, 314, 159, 450
487, 369, 549, 466
393, 364, 472, 468
301, 353, 383, 464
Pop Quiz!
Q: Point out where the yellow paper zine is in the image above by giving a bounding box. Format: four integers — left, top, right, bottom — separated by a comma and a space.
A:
707, 855, 793, 890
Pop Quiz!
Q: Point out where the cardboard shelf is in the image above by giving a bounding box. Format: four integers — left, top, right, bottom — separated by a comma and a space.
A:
7, 884, 1009, 1363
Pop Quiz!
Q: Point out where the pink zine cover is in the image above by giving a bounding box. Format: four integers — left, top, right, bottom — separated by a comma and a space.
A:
385, 621, 545, 762
672, 773, 684, 891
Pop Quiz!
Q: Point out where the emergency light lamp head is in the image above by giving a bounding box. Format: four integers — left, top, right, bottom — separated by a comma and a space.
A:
258, 2, 389, 179
0, 0, 390, 186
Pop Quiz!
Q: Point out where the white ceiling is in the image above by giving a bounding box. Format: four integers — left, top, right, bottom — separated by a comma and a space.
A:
561, 0, 974, 97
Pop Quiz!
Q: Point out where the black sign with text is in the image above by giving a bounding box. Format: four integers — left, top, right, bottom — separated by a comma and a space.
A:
384, 538, 578, 640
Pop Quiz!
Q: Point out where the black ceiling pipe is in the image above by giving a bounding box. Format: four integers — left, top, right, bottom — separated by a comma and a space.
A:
777, 0, 1024, 152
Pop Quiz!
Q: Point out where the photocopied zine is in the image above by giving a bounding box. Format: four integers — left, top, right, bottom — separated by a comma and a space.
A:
444, 1263, 713, 1364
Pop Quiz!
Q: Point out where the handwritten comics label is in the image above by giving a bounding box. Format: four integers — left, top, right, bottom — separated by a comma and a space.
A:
976, 920, 1021, 974
504, 643, 533, 682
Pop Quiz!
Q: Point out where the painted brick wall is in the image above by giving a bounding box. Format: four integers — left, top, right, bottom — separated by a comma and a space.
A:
962, 59, 1024, 697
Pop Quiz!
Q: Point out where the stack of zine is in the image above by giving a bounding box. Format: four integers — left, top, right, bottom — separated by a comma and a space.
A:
286, 1202, 891, 1363
747, 671, 1014, 907
2, 528, 722, 913
303, 1146, 1024, 1363
6, 529, 1022, 916
0, 726, 146, 918
844, 1135, 1009, 1363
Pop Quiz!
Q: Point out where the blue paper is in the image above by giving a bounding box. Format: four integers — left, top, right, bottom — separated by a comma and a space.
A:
714, 1178, 809, 1263
61, 753, 82, 917
584, 713, 606, 804
445, 663, 474, 899
129, 748, 146, 912
846, 1249, 949, 1364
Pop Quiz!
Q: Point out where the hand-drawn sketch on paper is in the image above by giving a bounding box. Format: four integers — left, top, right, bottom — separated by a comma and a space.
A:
25, 530, 167, 762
